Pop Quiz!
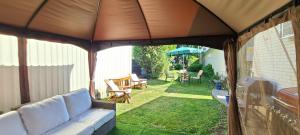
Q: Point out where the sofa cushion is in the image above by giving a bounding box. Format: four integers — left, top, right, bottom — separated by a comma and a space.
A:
63, 88, 92, 119
0, 111, 27, 135
19, 95, 69, 135
73, 108, 115, 130
43, 120, 93, 135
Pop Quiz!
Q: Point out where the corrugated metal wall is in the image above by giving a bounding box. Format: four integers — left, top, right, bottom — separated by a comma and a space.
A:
27, 39, 89, 102
0, 35, 132, 112
0, 35, 20, 112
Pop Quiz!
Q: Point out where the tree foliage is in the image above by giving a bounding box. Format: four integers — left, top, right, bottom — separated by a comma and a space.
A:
133, 45, 176, 78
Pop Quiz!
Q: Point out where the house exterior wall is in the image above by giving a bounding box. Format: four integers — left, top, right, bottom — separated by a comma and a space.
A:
203, 49, 227, 76
95, 46, 132, 98
251, 28, 296, 90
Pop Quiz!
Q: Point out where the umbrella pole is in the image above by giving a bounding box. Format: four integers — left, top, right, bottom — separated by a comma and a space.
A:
183, 55, 185, 69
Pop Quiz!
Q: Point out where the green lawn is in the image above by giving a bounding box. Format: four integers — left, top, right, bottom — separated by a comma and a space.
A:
108, 80, 227, 135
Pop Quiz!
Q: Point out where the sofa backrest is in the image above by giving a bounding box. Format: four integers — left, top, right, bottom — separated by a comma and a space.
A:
0, 111, 27, 135
18, 95, 70, 135
63, 88, 92, 119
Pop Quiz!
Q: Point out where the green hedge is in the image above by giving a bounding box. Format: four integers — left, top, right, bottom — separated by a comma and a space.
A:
187, 63, 203, 72
203, 64, 215, 79
174, 64, 183, 70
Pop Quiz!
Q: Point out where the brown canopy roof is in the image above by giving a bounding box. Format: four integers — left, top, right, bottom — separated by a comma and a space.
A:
0, 0, 291, 49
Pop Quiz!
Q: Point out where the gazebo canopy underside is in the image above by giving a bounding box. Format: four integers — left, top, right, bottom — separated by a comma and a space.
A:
0, 0, 291, 49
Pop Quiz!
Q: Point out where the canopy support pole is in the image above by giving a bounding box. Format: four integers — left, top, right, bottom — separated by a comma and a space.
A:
18, 37, 30, 104
224, 39, 242, 135
88, 46, 97, 99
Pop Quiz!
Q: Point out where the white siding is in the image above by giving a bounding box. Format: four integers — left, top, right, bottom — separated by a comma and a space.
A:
95, 46, 132, 98
204, 49, 227, 76
251, 27, 296, 90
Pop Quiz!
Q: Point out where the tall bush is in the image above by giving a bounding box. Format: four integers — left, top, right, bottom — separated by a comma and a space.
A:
133, 45, 176, 78
187, 59, 203, 72
174, 63, 183, 70
203, 64, 215, 79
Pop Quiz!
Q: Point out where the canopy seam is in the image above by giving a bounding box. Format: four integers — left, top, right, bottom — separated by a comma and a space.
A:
137, 0, 152, 43
91, 0, 102, 43
192, 0, 237, 35
25, 0, 49, 29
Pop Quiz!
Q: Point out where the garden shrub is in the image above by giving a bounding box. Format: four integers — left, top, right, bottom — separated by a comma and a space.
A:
203, 64, 215, 79
187, 62, 203, 72
174, 63, 183, 70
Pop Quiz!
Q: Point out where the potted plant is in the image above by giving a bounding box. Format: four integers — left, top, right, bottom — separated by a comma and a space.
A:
221, 76, 230, 104
213, 72, 222, 90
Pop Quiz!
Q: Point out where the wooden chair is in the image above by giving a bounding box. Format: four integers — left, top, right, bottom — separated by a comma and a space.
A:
190, 70, 203, 83
130, 74, 147, 89
181, 72, 190, 84
105, 79, 131, 103
178, 69, 190, 83
112, 76, 132, 89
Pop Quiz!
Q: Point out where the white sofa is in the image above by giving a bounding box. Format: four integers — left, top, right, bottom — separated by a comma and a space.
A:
0, 88, 116, 135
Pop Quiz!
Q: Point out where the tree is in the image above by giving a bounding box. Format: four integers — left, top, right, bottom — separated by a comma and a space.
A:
133, 45, 176, 78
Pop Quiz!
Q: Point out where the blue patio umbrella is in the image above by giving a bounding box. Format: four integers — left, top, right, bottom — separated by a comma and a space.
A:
166, 47, 201, 56
166, 47, 202, 69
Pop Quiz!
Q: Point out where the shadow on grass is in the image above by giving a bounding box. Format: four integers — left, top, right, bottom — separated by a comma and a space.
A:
109, 96, 224, 135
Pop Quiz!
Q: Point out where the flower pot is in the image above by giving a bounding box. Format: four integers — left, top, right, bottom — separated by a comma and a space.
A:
215, 82, 222, 90
225, 95, 230, 104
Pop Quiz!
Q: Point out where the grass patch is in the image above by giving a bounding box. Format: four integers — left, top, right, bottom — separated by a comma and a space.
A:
108, 79, 227, 135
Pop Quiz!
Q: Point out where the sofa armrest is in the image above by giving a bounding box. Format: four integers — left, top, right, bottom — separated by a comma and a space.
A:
92, 100, 116, 111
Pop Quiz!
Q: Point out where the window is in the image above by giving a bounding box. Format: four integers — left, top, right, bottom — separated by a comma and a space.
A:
276, 21, 294, 38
